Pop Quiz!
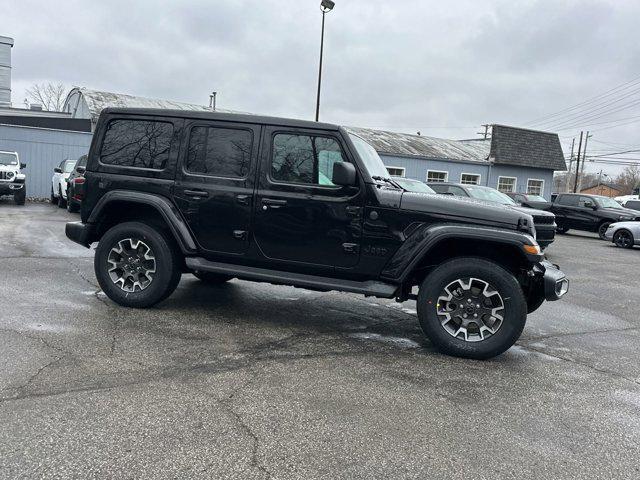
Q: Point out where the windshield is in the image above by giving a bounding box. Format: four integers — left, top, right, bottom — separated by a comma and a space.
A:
526, 195, 547, 202
466, 186, 516, 205
596, 196, 624, 209
63, 160, 76, 173
393, 177, 435, 194
0, 152, 18, 166
348, 134, 390, 179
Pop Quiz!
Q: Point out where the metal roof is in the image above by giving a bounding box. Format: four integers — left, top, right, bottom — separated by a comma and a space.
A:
65, 87, 244, 123
346, 127, 491, 163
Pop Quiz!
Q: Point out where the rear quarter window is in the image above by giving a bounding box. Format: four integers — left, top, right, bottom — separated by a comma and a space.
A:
99, 119, 174, 170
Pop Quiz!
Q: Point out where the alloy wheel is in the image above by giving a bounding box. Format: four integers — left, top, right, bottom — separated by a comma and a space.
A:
107, 238, 156, 292
436, 277, 505, 342
614, 231, 632, 248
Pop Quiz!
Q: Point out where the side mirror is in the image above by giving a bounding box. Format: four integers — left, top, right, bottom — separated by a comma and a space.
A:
54, 167, 62, 174
20, 163, 26, 169
332, 162, 357, 187
76, 166, 86, 174
591, 204, 598, 210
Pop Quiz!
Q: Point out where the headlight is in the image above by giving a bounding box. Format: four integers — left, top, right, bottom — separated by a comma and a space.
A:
6, 171, 15, 179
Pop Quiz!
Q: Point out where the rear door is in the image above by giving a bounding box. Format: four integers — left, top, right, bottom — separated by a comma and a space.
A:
173, 120, 260, 256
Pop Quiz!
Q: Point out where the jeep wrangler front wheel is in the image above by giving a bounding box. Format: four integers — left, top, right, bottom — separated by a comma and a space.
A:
94, 222, 181, 308
417, 257, 527, 360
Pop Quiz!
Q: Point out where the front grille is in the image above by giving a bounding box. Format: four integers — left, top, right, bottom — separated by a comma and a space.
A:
533, 215, 555, 225
0, 171, 15, 181
537, 229, 555, 240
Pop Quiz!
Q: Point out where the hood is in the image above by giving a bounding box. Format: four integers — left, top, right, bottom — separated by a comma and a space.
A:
600, 207, 640, 218
399, 191, 529, 228
510, 205, 555, 218
0, 164, 19, 172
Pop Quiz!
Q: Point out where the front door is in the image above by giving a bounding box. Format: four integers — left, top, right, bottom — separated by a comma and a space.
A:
173, 120, 260, 256
252, 127, 363, 269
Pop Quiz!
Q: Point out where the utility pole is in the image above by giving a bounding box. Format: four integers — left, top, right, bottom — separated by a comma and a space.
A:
565, 137, 575, 192
573, 131, 584, 193
477, 124, 490, 139
577, 131, 592, 192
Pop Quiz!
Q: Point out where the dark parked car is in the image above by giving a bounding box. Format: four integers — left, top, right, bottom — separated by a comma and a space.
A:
65, 108, 568, 360
549, 193, 640, 239
427, 183, 557, 250
65, 154, 88, 213
506, 192, 551, 210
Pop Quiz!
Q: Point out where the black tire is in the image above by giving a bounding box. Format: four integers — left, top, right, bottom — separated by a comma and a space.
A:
94, 222, 182, 308
613, 229, 634, 249
598, 222, 611, 240
58, 186, 67, 208
556, 225, 569, 234
417, 257, 527, 360
50, 186, 58, 205
67, 198, 79, 213
192, 271, 233, 284
13, 187, 26, 205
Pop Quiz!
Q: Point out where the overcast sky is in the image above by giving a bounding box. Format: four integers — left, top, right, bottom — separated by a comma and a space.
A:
4, 0, 640, 175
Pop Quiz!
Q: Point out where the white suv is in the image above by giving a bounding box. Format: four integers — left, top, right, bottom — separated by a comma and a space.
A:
0, 151, 26, 205
51, 158, 77, 208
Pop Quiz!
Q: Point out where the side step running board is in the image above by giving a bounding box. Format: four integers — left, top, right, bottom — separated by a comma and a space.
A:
185, 257, 398, 298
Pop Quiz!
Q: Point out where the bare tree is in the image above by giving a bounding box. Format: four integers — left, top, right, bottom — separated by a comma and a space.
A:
615, 164, 640, 195
25, 82, 68, 111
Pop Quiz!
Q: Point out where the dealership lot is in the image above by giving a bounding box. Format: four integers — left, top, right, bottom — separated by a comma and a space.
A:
1, 203, 639, 479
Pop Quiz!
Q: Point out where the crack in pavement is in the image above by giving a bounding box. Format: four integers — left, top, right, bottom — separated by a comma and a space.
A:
516, 343, 640, 387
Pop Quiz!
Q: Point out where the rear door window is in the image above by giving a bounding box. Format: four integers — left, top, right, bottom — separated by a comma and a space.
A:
557, 195, 579, 206
100, 119, 174, 170
185, 126, 253, 178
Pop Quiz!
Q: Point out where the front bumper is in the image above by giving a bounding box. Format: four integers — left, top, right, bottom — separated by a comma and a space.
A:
536, 260, 569, 301
0, 182, 25, 194
65, 221, 94, 248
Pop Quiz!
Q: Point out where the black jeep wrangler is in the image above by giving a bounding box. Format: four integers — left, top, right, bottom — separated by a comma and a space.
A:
66, 108, 568, 359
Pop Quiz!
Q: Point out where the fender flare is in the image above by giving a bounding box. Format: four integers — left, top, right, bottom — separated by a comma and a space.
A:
380, 223, 541, 283
88, 190, 197, 253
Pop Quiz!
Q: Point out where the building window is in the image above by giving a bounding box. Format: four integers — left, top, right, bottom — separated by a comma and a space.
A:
386, 166, 405, 177
426, 170, 448, 183
460, 173, 481, 185
497, 176, 517, 193
527, 179, 544, 196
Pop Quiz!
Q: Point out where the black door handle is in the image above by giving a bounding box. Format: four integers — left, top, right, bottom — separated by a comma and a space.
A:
262, 198, 287, 209
236, 194, 251, 205
184, 189, 209, 199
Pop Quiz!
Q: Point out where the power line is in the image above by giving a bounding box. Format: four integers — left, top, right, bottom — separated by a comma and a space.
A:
526, 74, 640, 126
543, 96, 640, 131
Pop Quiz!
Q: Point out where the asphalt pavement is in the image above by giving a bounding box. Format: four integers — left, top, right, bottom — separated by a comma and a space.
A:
0, 202, 639, 479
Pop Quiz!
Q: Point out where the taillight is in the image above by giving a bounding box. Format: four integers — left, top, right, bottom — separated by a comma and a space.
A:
74, 177, 85, 185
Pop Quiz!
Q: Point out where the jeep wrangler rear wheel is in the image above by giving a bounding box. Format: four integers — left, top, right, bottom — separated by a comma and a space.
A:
417, 257, 527, 360
95, 222, 181, 308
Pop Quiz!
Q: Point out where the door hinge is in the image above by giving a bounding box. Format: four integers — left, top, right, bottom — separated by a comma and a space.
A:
343, 243, 360, 254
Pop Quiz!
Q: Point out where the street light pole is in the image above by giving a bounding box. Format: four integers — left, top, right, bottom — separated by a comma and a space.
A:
315, 0, 335, 122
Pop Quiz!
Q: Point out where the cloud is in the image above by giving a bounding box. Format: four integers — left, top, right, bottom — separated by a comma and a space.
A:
4, 0, 640, 174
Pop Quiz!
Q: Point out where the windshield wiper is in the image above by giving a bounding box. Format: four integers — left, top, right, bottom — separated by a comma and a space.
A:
371, 176, 405, 191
